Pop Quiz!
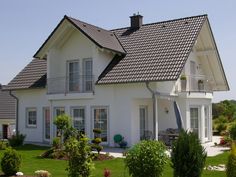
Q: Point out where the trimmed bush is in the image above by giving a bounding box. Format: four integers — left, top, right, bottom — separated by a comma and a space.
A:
1, 147, 22, 176
229, 123, 236, 140
226, 142, 236, 177
171, 130, 207, 177
125, 140, 168, 177
8, 133, 26, 147
65, 135, 94, 177
92, 128, 103, 154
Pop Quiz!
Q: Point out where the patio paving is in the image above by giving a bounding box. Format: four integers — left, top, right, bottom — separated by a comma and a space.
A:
101, 136, 230, 158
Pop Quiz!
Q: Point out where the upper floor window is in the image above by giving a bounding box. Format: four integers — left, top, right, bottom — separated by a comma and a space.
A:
26, 108, 37, 128
83, 59, 93, 92
68, 59, 93, 92
68, 61, 80, 92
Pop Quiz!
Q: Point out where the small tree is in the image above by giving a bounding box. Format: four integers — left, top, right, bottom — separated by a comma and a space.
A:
1, 147, 22, 176
65, 135, 94, 177
54, 114, 71, 145
229, 123, 236, 140
226, 142, 236, 177
125, 140, 168, 177
91, 128, 103, 154
171, 130, 207, 177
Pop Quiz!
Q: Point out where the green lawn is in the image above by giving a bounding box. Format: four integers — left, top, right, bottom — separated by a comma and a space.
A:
0, 145, 229, 177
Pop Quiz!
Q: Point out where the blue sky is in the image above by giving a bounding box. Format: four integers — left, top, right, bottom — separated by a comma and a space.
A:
0, 0, 235, 102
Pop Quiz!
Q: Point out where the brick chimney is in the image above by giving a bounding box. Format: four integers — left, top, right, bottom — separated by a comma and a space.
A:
130, 13, 143, 29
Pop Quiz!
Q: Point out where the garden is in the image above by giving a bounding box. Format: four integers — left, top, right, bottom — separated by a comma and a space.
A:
0, 111, 235, 177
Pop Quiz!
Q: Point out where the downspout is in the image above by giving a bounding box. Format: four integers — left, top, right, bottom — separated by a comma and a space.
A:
9, 90, 19, 135
145, 82, 159, 140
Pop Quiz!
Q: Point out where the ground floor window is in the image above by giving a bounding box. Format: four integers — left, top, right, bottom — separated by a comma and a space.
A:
140, 106, 148, 140
92, 107, 108, 142
54, 107, 65, 136
71, 107, 85, 134
190, 107, 199, 137
26, 108, 37, 128
43, 107, 50, 140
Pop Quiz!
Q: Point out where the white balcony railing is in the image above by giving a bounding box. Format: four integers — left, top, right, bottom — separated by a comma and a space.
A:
47, 75, 94, 94
178, 75, 213, 93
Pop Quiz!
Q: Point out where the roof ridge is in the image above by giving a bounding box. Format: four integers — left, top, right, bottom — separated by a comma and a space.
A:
110, 14, 208, 31
66, 16, 113, 34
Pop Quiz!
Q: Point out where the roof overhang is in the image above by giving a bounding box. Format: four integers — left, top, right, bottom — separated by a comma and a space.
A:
193, 19, 229, 91
34, 16, 126, 59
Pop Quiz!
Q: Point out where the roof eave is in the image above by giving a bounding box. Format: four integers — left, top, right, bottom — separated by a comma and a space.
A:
205, 18, 230, 91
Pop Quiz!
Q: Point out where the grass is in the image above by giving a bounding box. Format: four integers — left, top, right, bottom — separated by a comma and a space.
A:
0, 144, 230, 177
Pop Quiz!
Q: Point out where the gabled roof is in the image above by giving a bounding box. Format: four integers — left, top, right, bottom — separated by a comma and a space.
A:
97, 15, 207, 84
0, 88, 16, 119
5, 59, 46, 90
34, 15, 125, 58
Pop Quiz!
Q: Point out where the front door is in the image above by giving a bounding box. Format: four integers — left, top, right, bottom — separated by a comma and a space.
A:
140, 106, 148, 140
190, 107, 200, 137
2, 125, 8, 139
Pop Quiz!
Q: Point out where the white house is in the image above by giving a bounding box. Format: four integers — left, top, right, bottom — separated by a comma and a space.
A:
5, 14, 229, 146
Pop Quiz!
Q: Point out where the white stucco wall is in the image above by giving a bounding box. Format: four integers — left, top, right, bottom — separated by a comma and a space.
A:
14, 89, 49, 143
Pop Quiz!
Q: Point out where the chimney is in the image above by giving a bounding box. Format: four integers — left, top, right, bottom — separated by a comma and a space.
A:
130, 13, 143, 29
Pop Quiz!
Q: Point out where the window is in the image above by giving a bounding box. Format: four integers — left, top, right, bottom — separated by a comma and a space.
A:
83, 59, 93, 92
26, 108, 37, 127
92, 107, 108, 142
68, 61, 80, 92
54, 107, 65, 136
43, 107, 50, 140
71, 107, 85, 134
190, 107, 199, 137
140, 106, 148, 140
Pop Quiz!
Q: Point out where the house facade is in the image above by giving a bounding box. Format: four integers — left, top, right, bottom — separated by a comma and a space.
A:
5, 14, 229, 146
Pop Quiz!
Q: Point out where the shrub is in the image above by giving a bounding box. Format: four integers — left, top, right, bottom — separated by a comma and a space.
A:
171, 130, 207, 177
92, 128, 103, 154
125, 140, 168, 177
65, 135, 94, 177
0, 140, 9, 150
1, 148, 22, 176
229, 123, 236, 140
226, 142, 236, 177
8, 133, 26, 147
52, 137, 61, 149
216, 122, 227, 134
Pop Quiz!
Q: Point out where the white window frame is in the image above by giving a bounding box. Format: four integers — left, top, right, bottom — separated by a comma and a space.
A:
43, 107, 50, 141
26, 107, 37, 128
53, 107, 65, 137
139, 106, 148, 140
91, 106, 109, 144
67, 60, 80, 92
70, 106, 86, 134
83, 58, 93, 92
190, 106, 200, 138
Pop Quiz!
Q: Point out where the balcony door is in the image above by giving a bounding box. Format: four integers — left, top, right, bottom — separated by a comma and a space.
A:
68, 61, 80, 92
190, 61, 197, 91
83, 59, 93, 92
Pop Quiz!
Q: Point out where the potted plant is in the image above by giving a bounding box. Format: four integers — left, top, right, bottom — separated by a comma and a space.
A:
180, 75, 187, 91
198, 80, 204, 91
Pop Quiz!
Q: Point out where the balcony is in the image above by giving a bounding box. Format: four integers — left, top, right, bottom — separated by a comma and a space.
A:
177, 75, 213, 93
47, 75, 94, 94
